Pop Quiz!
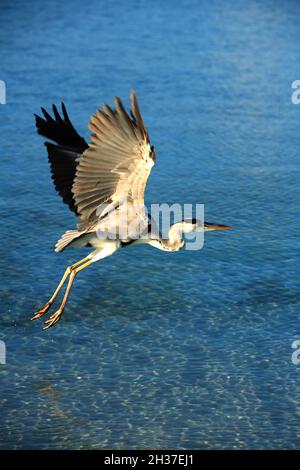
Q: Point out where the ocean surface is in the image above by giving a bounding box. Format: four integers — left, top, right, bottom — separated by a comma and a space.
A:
1, 0, 300, 450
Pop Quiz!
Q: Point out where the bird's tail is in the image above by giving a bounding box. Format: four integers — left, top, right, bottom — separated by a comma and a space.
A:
55, 230, 86, 253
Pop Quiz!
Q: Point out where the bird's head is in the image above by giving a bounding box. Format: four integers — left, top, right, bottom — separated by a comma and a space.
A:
167, 218, 231, 250
173, 218, 231, 233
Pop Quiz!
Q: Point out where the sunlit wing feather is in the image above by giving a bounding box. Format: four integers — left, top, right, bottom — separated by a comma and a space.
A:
72, 91, 155, 223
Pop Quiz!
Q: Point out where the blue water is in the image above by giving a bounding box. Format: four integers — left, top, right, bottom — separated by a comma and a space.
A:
1, 0, 300, 450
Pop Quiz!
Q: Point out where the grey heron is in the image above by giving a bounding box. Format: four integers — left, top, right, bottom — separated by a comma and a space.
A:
32, 91, 230, 329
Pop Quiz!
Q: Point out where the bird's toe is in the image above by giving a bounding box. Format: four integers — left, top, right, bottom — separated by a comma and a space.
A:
31, 302, 52, 320
43, 309, 63, 329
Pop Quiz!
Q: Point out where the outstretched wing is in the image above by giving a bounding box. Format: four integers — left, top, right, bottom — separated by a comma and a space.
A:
72, 91, 155, 223
35, 103, 88, 213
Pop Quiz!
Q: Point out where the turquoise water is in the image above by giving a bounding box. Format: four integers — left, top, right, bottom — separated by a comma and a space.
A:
1, 0, 300, 449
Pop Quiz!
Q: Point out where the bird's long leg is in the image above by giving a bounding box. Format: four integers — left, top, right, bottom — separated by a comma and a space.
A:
35, 243, 119, 329
43, 258, 95, 329
31, 255, 92, 320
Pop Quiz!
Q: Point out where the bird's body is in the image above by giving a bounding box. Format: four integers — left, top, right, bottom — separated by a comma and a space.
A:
32, 91, 230, 329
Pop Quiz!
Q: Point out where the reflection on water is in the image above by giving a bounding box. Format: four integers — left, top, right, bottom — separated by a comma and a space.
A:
35, 380, 71, 421
1, 0, 300, 450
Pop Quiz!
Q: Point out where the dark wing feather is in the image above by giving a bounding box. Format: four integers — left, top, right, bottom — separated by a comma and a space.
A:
35, 103, 87, 150
35, 103, 88, 213
45, 143, 82, 212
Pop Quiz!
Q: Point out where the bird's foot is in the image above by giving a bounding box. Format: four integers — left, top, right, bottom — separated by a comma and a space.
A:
43, 309, 63, 330
31, 301, 52, 320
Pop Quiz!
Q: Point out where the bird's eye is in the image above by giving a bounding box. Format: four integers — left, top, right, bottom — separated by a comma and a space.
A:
150, 146, 156, 162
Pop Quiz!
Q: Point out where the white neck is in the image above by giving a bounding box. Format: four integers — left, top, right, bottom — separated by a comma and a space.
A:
146, 222, 187, 252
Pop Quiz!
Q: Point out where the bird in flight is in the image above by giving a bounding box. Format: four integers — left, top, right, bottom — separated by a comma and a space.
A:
32, 91, 230, 329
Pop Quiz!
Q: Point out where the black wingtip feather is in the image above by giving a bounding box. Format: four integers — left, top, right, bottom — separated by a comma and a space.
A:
52, 104, 62, 121
35, 102, 89, 214
61, 102, 70, 123
35, 103, 88, 151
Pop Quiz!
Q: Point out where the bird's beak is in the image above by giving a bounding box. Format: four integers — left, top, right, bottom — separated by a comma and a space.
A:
204, 222, 232, 231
